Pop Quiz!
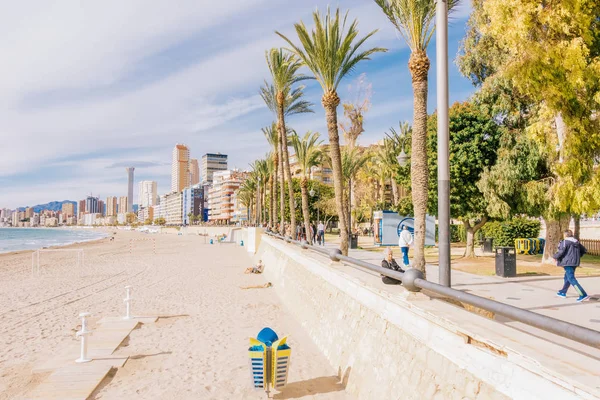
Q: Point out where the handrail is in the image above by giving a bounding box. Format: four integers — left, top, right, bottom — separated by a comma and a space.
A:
264, 231, 600, 349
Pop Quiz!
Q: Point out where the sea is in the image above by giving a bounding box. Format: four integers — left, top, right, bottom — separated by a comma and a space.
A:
0, 228, 107, 254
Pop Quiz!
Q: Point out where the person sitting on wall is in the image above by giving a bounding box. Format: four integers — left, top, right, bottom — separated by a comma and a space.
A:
245, 260, 264, 274
381, 248, 404, 284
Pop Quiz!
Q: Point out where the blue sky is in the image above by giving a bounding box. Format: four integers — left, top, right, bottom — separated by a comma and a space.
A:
0, 0, 475, 209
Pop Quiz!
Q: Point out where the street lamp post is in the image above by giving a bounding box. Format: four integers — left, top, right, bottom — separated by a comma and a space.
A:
437, 0, 451, 287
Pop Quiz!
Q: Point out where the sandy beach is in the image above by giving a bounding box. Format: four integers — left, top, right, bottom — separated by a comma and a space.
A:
0, 230, 352, 399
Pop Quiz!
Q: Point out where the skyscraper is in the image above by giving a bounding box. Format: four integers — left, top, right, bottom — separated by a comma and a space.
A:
118, 196, 128, 214
190, 158, 200, 185
78, 199, 86, 216
138, 181, 158, 208
106, 196, 118, 216
126, 167, 135, 212
171, 144, 190, 193
61, 203, 75, 218
86, 196, 99, 214
98, 200, 105, 216
201, 153, 227, 184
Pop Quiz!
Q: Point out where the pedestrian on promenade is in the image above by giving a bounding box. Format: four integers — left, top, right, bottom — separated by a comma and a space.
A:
317, 221, 325, 246
398, 226, 413, 268
311, 222, 317, 244
381, 248, 404, 284
554, 229, 590, 302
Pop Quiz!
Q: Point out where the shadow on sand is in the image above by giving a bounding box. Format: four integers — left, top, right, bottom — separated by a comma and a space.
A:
273, 367, 351, 399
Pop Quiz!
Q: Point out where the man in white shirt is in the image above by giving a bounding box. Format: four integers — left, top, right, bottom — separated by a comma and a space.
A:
398, 226, 414, 268
317, 221, 325, 246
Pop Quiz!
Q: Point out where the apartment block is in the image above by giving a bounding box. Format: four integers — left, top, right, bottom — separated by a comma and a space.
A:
207, 170, 246, 223
201, 153, 227, 184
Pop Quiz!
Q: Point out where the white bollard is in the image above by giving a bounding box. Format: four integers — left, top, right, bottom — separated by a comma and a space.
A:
123, 286, 132, 320
75, 312, 92, 363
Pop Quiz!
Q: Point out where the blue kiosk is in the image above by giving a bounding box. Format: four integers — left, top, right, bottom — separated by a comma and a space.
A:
373, 210, 436, 246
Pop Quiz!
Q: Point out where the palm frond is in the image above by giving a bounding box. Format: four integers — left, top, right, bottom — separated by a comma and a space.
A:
290, 131, 323, 177
373, 0, 460, 52
276, 7, 387, 92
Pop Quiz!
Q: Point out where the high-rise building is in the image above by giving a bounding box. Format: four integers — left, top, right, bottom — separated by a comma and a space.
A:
118, 196, 128, 214
78, 199, 86, 216
86, 196, 99, 214
183, 184, 205, 225
207, 169, 247, 223
164, 192, 183, 225
201, 153, 227, 184
98, 200, 105, 216
126, 167, 135, 213
25, 207, 34, 218
190, 158, 200, 185
106, 196, 118, 217
171, 144, 190, 193
61, 203, 75, 218
138, 181, 158, 208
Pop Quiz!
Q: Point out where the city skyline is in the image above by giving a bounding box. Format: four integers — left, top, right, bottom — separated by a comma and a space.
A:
0, 1, 474, 209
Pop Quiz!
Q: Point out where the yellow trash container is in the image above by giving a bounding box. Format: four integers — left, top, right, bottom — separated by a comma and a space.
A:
248, 328, 291, 393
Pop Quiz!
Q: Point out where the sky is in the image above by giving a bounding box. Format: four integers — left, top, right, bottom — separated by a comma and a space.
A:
0, 0, 475, 210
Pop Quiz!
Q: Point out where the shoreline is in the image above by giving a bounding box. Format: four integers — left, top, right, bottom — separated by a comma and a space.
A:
0, 228, 109, 256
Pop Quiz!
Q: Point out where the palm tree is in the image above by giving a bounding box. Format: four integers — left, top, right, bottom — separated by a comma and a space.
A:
341, 146, 370, 231
249, 159, 269, 225
277, 7, 386, 255
385, 121, 412, 204
374, 0, 458, 273
262, 123, 279, 227
237, 181, 255, 224
260, 51, 313, 237
291, 131, 323, 244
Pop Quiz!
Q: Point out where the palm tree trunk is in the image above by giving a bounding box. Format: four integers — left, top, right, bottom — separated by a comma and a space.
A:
268, 174, 274, 227
391, 178, 399, 206
300, 177, 312, 244
323, 91, 348, 255
278, 102, 296, 238
409, 52, 430, 275
273, 154, 278, 226
278, 128, 285, 234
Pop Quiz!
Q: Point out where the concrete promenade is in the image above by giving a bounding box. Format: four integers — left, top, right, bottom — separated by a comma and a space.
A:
318, 240, 600, 363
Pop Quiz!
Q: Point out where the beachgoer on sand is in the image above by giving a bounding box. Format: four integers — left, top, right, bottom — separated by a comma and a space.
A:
245, 260, 264, 274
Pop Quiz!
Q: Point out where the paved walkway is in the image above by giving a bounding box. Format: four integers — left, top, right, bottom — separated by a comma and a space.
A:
316, 241, 600, 360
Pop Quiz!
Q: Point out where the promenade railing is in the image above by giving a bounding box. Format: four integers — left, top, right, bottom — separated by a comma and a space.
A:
264, 231, 600, 349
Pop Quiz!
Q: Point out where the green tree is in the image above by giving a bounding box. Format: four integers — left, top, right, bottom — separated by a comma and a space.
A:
459, 0, 600, 262
427, 102, 502, 257
374, 0, 459, 274
277, 7, 386, 255
154, 217, 166, 226
261, 49, 313, 236
291, 131, 323, 243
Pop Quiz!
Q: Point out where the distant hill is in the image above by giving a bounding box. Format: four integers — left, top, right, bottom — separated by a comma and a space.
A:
18, 200, 77, 213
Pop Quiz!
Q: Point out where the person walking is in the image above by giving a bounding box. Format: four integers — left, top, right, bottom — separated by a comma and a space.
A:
554, 230, 589, 302
398, 226, 413, 268
317, 221, 325, 246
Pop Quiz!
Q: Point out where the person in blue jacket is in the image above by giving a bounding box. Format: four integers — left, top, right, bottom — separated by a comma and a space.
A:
553, 230, 589, 302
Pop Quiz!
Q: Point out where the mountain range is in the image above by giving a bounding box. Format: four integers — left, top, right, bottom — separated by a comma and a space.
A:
18, 200, 77, 213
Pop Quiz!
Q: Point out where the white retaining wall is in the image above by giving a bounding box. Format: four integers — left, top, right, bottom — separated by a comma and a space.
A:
257, 236, 600, 400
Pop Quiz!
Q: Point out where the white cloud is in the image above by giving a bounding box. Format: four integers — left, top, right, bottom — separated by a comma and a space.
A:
0, 0, 474, 208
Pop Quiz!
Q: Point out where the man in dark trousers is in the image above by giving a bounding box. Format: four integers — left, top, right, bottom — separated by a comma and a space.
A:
553, 229, 589, 302
381, 248, 405, 284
